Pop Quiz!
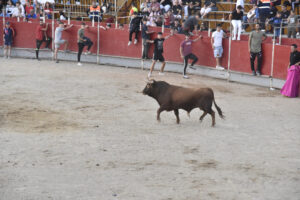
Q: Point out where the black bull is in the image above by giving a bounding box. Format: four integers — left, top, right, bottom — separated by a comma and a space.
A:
142, 80, 224, 126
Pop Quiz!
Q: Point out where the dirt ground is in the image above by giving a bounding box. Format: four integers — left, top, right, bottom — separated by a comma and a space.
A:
0, 58, 299, 200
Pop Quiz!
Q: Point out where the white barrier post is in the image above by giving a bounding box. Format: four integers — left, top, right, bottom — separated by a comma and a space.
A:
97, 14, 100, 64
68, 9, 70, 25
2, 8, 5, 49
52, 13, 55, 59
208, 21, 210, 37
270, 28, 276, 90
115, 0, 117, 28
227, 22, 232, 81
279, 21, 283, 45
92, 16, 95, 27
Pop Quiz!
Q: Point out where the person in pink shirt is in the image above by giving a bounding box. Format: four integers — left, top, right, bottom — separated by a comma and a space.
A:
180, 33, 202, 79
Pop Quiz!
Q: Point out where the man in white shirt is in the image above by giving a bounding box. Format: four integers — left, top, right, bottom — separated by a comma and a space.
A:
12, 2, 25, 18
211, 24, 227, 70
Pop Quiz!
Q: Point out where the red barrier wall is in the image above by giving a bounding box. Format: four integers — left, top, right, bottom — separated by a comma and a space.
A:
1, 18, 300, 80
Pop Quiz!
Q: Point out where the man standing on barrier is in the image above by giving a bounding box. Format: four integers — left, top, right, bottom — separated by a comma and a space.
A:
248, 23, 267, 76
35, 20, 52, 61
54, 22, 73, 63
77, 22, 106, 66
180, 33, 202, 79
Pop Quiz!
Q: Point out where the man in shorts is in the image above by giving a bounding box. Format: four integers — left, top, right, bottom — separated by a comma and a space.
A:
54, 22, 73, 63
180, 33, 202, 79
147, 32, 173, 78
211, 24, 227, 70
3, 22, 14, 59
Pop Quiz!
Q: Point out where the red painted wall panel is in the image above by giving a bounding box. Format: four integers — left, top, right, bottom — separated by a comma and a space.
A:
1, 18, 298, 80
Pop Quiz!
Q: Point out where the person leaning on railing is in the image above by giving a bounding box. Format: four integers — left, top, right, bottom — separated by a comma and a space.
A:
287, 10, 298, 38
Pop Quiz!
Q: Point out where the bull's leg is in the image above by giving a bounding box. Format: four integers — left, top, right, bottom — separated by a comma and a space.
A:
157, 107, 164, 122
199, 111, 207, 122
209, 110, 216, 127
174, 109, 180, 124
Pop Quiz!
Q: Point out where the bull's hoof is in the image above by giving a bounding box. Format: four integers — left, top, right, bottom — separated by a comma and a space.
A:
157, 118, 161, 122
176, 120, 180, 124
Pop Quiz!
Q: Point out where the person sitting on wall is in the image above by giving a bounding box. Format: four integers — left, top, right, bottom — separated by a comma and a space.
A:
87, 1, 102, 22
280, 44, 300, 97
43, 1, 52, 19
172, 0, 182, 19
164, 9, 175, 28
128, 12, 143, 45
200, 0, 217, 19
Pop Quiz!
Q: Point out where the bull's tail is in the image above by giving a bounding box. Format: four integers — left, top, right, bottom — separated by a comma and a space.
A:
213, 99, 224, 119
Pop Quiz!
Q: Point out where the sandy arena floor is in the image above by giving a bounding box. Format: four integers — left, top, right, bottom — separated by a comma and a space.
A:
0, 58, 299, 200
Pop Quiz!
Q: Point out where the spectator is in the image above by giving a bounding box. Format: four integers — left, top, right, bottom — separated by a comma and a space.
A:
164, 10, 175, 28
12, 1, 25, 18
59, 10, 67, 20
172, 0, 182, 19
147, 32, 173, 78
118, 23, 124, 29
281, 5, 290, 19
172, 18, 183, 33
43, 1, 52, 19
287, 10, 298, 38
180, 34, 202, 79
200, 0, 217, 18
269, 2, 278, 18
128, 12, 142, 45
87, 1, 102, 22
141, 0, 151, 14
160, 0, 172, 12
280, 44, 300, 97
236, 0, 244, 9
0, 0, 3, 16
182, 0, 189, 18
3, 22, 15, 59
27, 8, 36, 18
271, 0, 282, 6
25, 1, 34, 15
148, 6, 161, 26
150, 0, 161, 12
258, 0, 271, 30
142, 18, 152, 59
229, 5, 243, 41
6, 0, 15, 17
183, 13, 201, 35
243, 4, 259, 32
283, 0, 299, 10
19, 0, 26, 6
53, 22, 73, 63
211, 24, 227, 70
267, 12, 282, 41
35, 20, 51, 60
248, 23, 267, 76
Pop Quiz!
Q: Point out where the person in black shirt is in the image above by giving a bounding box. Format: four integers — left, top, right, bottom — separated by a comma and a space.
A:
289, 44, 300, 67
160, 0, 172, 12
147, 32, 173, 78
128, 12, 142, 46
229, 5, 243, 40
281, 5, 290, 19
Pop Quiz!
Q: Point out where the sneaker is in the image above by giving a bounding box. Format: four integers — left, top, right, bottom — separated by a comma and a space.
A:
158, 72, 165, 76
232, 37, 236, 40
237, 38, 240, 41
134, 39, 138, 44
183, 75, 189, 79
256, 71, 261, 76
85, 51, 91, 55
189, 66, 196, 70
252, 71, 256, 76
128, 41, 132, 46
148, 72, 152, 78
77, 62, 82, 66
216, 66, 225, 70
241, 29, 245, 33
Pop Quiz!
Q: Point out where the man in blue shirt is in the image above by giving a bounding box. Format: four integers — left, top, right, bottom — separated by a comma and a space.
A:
3, 22, 14, 59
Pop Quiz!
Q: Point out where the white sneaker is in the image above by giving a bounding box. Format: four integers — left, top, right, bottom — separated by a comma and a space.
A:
237, 38, 240, 41
134, 39, 138, 44
232, 37, 236, 40
148, 72, 152, 78
183, 75, 189, 79
85, 51, 91, 55
241, 29, 245, 33
216, 66, 224, 70
77, 62, 82, 66
158, 72, 165, 76
7, 56, 11, 59
128, 41, 132, 46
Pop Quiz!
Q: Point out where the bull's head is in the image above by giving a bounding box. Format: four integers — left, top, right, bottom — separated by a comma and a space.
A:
142, 79, 156, 95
